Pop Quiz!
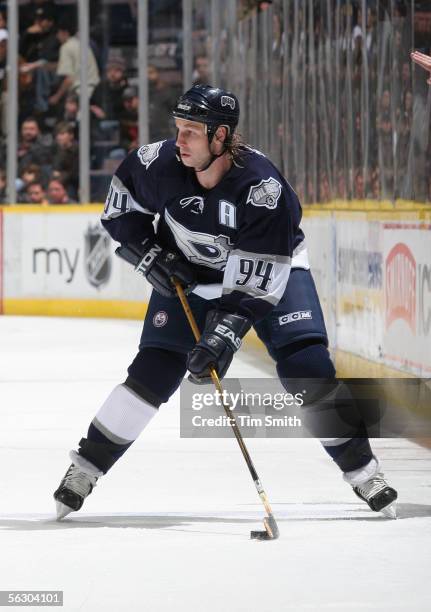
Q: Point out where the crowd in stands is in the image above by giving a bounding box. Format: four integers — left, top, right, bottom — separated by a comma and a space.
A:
268, 0, 431, 203
0, 0, 429, 205
0, 0, 180, 204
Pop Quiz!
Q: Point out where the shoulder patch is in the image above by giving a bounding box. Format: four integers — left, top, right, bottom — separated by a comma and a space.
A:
246, 177, 282, 210
137, 140, 165, 169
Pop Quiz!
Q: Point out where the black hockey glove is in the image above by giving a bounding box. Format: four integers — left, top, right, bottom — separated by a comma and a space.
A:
116, 239, 196, 298
187, 310, 252, 384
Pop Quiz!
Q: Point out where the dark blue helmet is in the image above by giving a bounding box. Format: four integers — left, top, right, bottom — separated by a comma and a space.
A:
173, 84, 240, 142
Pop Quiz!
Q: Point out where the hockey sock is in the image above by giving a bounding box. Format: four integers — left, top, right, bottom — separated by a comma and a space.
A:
276, 341, 373, 473
320, 430, 373, 473
78, 383, 157, 473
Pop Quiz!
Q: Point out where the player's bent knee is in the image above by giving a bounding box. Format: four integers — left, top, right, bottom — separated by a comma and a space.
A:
276, 340, 365, 442
276, 340, 336, 404
126, 346, 188, 407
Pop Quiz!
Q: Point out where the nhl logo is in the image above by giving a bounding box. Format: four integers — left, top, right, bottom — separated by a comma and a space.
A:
153, 311, 168, 327
84, 224, 112, 288
246, 177, 282, 210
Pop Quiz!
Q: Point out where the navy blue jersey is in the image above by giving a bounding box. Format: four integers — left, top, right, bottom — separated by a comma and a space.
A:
102, 139, 309, 321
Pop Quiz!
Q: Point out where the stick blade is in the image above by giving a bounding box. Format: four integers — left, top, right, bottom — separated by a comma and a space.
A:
250, 515, 280, 540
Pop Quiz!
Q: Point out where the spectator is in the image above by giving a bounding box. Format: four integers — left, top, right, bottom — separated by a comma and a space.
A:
26, 180, 49, 205
411, 50, 431, 85
0, 29, 5, 141
148, 64, 178, 141
19, 6, 58, 66
192, 55, 210, 86
21, 163, 42, 185
0, 29, 7, 99
354, 170, 365, 199
90, 56, 128, 121
19, 6, 59, 114
119, 86, 138, 152
19, 1, 58, 33
17, 163, 43, 201
370, 166, 380, 199
0, 169, 6, 203
47, 177, 76, 204
50, 121, 79, 196
396, 89, 412, 189
401, 61, 411, 91
17, 117, 50, 174
18, 56, 38, 125
63, 92, 79, 132
49, 17, 100, 110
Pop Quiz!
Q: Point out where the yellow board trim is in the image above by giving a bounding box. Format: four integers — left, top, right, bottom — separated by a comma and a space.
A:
0, 204, 104, 214
3, 298, 147, 320
303, 199, 431, 212
1, 199, 430, 214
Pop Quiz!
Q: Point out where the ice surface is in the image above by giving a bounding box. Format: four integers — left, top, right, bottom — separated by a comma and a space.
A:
1, 316, 431, 612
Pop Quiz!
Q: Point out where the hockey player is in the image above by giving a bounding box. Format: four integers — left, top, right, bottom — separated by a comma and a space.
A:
54, 85, 397, 519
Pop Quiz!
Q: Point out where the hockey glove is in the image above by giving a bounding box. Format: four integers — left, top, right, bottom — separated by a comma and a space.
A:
116, 239, 196, 298
187, 310, 252, 384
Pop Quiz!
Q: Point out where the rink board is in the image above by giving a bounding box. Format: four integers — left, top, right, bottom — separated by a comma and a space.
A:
0, 203, 430, 376
0, 205, 150, 319
303, 206, 431, 377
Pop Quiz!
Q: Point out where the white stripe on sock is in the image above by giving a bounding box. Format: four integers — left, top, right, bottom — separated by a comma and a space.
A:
319, 437, 352, 447
94, 384, 157, 442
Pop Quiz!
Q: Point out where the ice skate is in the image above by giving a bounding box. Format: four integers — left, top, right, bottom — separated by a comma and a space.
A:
54, 451, 103, 520
344, 457, 398, 519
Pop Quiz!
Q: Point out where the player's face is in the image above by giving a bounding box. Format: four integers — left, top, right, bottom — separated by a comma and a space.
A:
175, 119, 211, 170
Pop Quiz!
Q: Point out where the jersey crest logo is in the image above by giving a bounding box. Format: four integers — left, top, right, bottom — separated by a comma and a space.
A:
137, 140, 165, 169
221, 95, 236, 109
180, 196, 205, 214
84, 224, 112, 288
246, 177, 282, 210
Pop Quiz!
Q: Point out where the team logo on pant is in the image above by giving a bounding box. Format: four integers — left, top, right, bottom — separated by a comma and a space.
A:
137, 140, 165, 169
153, 311, 168, 327
279, 310, 312, 325
84, 224, 112, 288
247, 177, 282, 210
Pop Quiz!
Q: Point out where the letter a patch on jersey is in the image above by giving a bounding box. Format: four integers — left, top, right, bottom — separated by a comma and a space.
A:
137, 141, 165, 169
247, 177, 282, 210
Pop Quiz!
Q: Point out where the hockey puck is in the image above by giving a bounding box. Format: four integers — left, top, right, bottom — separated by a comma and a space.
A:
250, 530, 272, 540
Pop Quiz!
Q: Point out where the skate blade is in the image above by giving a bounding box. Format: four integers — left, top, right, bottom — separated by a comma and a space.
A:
56, 500, 73, 520
381, 502, 397, 519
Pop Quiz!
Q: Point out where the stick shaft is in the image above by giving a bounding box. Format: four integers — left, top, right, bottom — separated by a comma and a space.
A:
174, 279, 275, 518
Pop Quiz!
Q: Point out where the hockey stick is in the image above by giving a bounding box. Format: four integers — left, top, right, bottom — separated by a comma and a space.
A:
173, 278, 279, 540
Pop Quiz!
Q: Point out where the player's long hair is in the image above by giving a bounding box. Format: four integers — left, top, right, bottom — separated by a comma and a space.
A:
226, 131, 248, 164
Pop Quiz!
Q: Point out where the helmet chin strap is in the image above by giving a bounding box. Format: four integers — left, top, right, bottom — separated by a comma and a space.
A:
194, 148, 226, 172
